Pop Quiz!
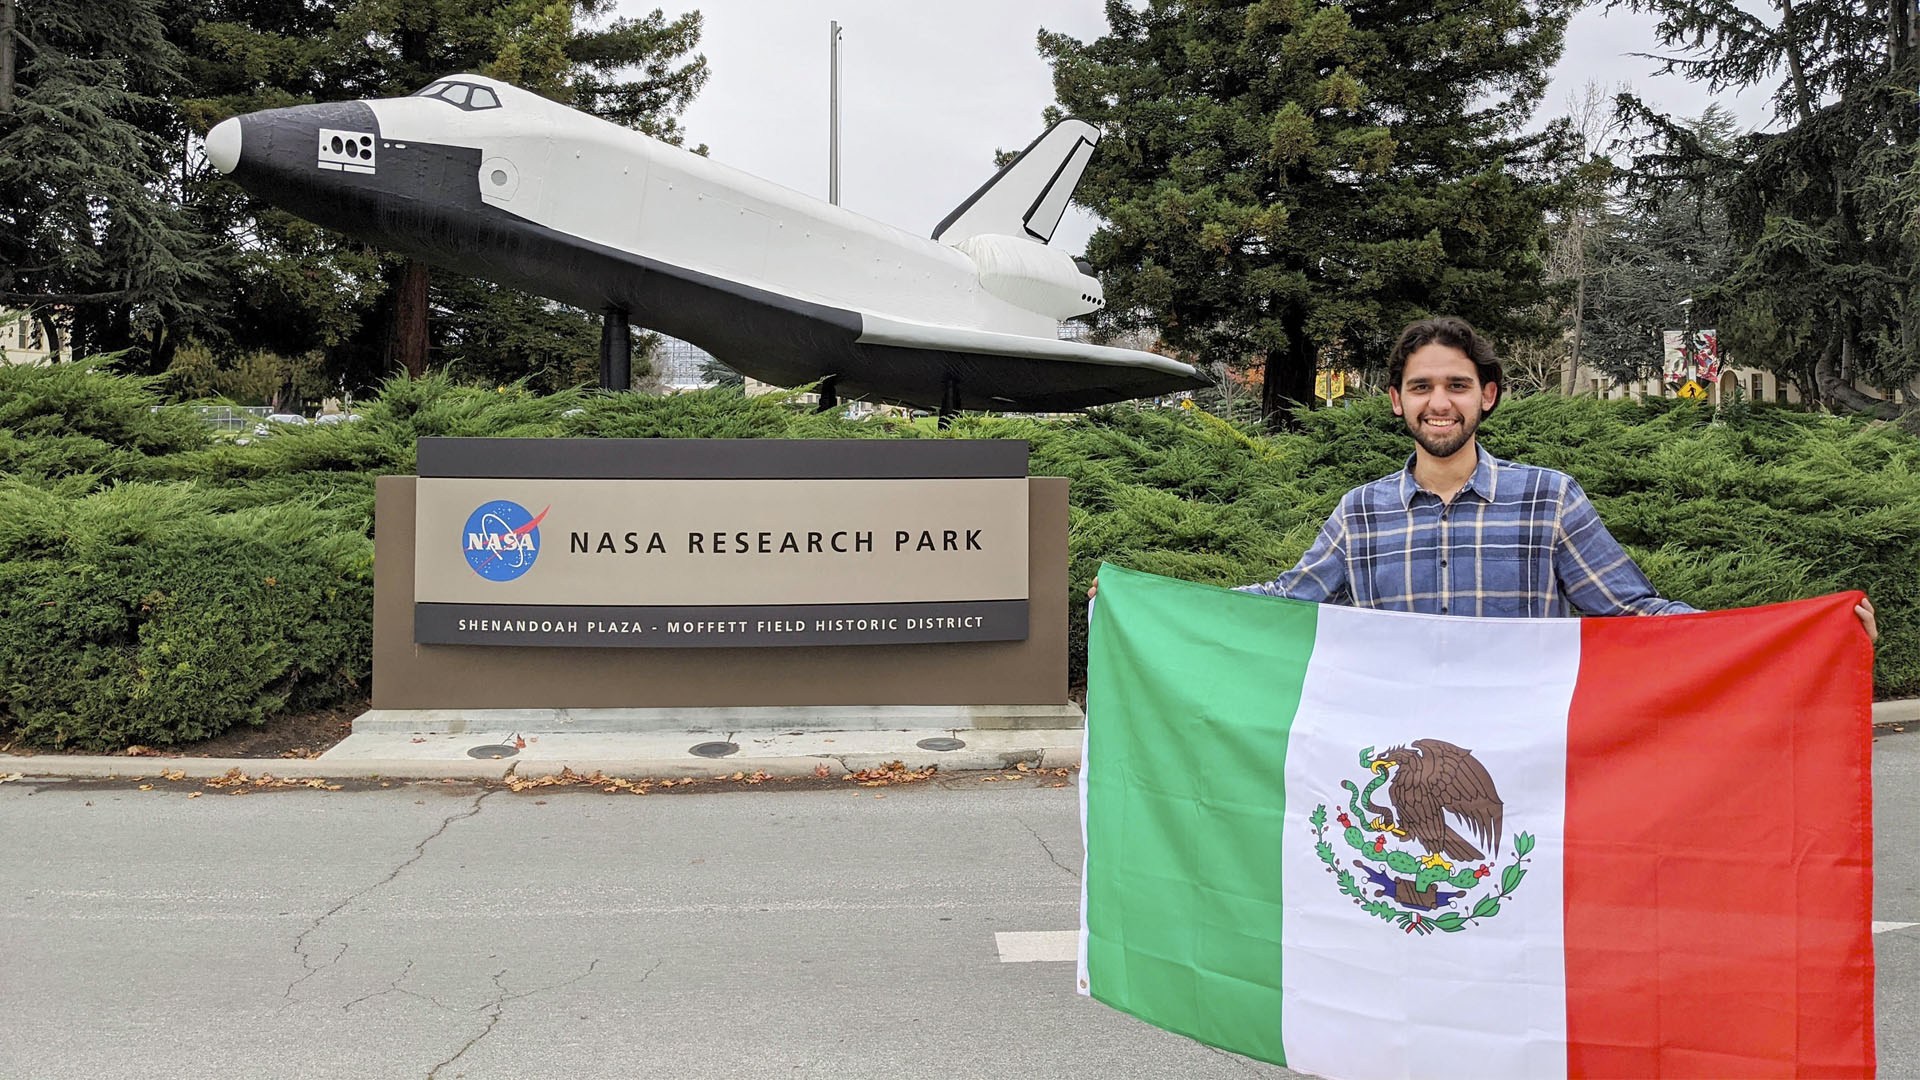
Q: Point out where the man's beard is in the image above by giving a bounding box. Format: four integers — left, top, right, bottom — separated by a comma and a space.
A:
1406, 409, 1480, 459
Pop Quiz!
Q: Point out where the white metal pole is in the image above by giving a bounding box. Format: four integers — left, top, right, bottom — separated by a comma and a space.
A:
829, 20, 841, 206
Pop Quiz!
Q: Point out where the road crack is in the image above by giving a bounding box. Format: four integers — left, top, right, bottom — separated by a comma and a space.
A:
284, 790, 495, 1004
425, 958, 616, 1079
1017, 816, 1079, 880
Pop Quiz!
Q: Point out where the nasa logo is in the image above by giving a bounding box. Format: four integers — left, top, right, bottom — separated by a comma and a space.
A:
462, 501, 549, 582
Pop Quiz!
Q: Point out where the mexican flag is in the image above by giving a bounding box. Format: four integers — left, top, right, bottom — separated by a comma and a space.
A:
1078, 564, 1875, 1079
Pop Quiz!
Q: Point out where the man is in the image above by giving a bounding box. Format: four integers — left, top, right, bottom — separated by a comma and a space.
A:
1091, 316, 1878, 637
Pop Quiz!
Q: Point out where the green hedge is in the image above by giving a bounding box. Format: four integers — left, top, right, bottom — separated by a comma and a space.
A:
0, 365, 1913, 751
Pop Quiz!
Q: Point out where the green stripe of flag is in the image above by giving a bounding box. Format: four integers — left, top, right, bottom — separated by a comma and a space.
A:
1083, 563, 1319, 1066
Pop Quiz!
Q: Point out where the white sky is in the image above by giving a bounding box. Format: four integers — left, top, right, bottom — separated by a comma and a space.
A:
622, 0, 1779, 256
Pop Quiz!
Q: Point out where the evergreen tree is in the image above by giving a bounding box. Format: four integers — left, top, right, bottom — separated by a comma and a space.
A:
180, 0, 706, 395
0, 0, 216, 367
1039, 0, 1581, 426
1580, 108, 1736, 386
1610, 0, 1920, 416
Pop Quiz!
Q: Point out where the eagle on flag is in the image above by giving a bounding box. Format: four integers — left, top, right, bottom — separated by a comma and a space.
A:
1366, 740, 1505, 862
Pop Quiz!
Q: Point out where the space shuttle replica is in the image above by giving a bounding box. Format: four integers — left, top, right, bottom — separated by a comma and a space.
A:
205, 75, 1207, 412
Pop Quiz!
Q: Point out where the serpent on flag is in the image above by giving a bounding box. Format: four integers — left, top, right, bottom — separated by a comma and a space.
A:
1078, 564, 1873, 1079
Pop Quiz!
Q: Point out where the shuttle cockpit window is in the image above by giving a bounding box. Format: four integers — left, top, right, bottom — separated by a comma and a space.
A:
411, 80, 502, 112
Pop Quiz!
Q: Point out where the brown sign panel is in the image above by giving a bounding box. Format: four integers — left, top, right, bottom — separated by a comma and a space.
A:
373, 475, 1070, 708
412, 440, 1030, 648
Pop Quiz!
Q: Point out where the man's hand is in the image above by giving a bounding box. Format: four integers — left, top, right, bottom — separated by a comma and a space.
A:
1857, 596, 1878, 643
1087, 576, 1099, 601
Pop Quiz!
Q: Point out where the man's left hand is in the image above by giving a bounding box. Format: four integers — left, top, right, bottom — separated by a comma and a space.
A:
1856, 597, 1878, 643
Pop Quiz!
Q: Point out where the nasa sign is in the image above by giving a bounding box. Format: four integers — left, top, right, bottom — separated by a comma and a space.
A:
461, 500, 547, 581
412, 439, 1031, 649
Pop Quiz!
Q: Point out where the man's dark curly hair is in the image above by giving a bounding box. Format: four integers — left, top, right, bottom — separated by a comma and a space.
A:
1387, 317, 1504, 415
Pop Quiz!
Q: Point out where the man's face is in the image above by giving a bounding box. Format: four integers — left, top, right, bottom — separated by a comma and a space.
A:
1389, 343, 1498, 460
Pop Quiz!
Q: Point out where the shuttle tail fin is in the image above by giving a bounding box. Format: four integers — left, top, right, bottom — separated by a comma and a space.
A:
931, 118, 1098, 246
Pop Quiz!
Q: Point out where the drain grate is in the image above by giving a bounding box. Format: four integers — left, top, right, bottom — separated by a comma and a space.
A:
916, 737, 966, 752
466, 744, 519, 759
689, 741, 739, 759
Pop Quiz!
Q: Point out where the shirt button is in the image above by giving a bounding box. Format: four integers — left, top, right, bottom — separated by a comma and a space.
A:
1440, 606, 1449, 614
1441, 559, 1448, 567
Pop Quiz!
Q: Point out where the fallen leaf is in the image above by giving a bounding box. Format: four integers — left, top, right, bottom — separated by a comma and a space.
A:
161, 769, 185, 781
0, 773, 21, 784
187, 791, 202, 799
124, 745, 159, 757
410, 737, 428, 744
1015, 762, 1032, 772
813, 763, 832, 779
137, 784, 153, 791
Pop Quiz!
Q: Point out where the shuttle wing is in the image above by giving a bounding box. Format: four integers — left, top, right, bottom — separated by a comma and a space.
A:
857, 312, 1190, 374
931, 119, 1099, 245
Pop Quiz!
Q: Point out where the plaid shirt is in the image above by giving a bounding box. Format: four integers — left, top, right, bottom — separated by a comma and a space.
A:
1240, 447, 1695, 618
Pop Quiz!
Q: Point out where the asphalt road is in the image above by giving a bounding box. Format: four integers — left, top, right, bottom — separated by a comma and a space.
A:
1, 731, 1913, 1080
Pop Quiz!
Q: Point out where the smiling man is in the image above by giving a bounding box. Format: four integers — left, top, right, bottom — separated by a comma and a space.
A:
1235, 316, 1876, 635
1092, 316, 1878, 636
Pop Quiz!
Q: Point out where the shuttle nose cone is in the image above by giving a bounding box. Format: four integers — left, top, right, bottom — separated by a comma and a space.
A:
206, 117, 242, 174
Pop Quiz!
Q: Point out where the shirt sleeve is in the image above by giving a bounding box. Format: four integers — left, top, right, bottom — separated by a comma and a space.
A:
1237, 501, 1353, 605
1553, 479, 1697, 616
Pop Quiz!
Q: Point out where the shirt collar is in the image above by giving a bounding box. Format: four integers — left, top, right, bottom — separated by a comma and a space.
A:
1396, 444, 1499, 507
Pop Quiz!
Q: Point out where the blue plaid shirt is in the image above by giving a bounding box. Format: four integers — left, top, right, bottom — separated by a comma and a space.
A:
1240, 447, 1695, 618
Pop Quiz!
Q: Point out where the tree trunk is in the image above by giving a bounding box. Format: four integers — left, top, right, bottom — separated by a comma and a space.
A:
33, 311, 62, 362
385, 259, 431, 378
1814, 337, 1893, 415
1260, 309, 1317, 431
1563, 272, 1586, 395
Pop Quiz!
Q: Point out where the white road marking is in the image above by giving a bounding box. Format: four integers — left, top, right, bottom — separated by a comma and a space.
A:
996, 930, 1079, 963
1875, 921, 1917, 934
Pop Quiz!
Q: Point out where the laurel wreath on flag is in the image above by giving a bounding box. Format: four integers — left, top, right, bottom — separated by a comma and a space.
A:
1309, 745, 1535, 935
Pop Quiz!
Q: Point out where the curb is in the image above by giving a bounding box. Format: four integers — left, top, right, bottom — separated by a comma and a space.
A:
1874, 700, 1920, 727
0, 756, 512, 781
0, 746, 1085, 783
2, 698, 1906, 782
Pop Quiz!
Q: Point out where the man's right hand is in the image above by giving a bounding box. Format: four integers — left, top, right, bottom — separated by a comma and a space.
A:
1087, 576, 1098, 601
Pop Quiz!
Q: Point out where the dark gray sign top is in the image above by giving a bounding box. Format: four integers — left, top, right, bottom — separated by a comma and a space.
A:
419, 438, 1030, 480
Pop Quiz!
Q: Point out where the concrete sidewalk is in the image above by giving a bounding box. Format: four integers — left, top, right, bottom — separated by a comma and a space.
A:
0, 703, 1088, 782
3, 699, 1912, 783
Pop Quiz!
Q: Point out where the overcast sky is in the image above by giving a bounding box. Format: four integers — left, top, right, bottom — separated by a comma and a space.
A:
622, 0, 1778, 255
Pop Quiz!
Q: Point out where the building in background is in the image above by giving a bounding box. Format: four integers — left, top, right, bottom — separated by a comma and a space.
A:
652, 335, 722, 392
1, 311, 72, 365
1569, 359, 1909, 409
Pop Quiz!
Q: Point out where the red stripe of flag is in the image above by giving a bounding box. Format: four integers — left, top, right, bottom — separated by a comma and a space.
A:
1563, 592, 1874, 1078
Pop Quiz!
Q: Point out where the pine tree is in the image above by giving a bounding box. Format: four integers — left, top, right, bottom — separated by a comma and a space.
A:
0, 0, 216, 366
1610, 0, 1920, 416
1580, 108, 1736, 386
1039, 0, 1581, 426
